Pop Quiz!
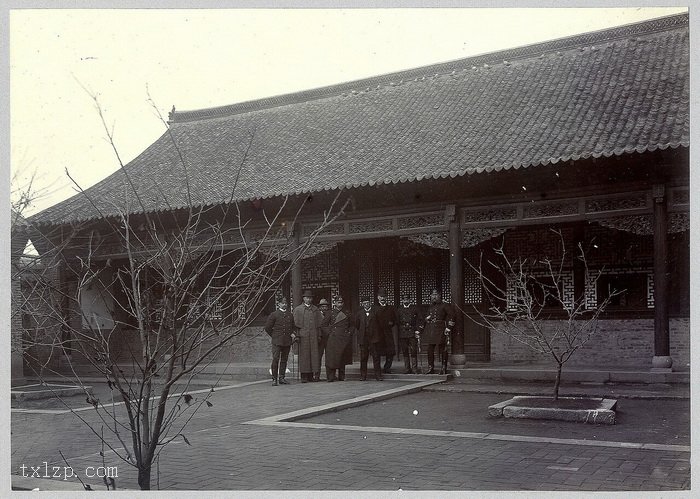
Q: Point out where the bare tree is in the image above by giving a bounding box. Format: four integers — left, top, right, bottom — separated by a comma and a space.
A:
20, 92, 349, 489
464, 229, 622, 400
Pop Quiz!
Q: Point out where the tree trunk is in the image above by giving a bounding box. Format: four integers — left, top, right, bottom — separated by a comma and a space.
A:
553, 363, 563, 400
138, 465, 151, 490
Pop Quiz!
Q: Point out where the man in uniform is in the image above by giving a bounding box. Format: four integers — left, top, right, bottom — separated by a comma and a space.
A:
264, 297, 295, 386
317, 298, 332, 377
397, 293, 421, 374
293, 290, 323, 382
324, 296, 354, 382
418, 289, 455, 375
371, 288, 398, 375
354, 296, 381, 381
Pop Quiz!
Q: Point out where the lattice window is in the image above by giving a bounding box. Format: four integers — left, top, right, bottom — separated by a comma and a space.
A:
420, 267, 438, 305
358, 248, 374, 302
376, 247, 395, 305
584, 267, 653, 310
506, 270, 574, 312
464, 264, 482, 304
301, 246, 339, 285
399, 268, 417, 304
205, 287, 226, 321
441, 252, 450, 303
463, 248, 482, 304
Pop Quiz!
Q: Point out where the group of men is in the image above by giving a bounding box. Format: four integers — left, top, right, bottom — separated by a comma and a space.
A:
264, 288, 455, 386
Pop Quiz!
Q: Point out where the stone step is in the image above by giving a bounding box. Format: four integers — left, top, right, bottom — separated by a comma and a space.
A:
32, 360, 689, 386
452, 366, 689, 384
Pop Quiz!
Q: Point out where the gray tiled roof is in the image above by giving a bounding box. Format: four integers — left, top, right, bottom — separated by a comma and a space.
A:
31, 14, 689, 225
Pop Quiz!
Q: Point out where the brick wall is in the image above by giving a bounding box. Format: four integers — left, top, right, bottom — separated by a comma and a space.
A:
111, 323, 273, 367
490, 318, 690, 369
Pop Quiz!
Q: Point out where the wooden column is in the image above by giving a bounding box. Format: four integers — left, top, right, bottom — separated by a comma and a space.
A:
447, 205, 466, 368
651, 184, 672, 371
291, 225, 302, 307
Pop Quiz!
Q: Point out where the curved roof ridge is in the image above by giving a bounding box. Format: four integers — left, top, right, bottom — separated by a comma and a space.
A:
170, 12, 688, 124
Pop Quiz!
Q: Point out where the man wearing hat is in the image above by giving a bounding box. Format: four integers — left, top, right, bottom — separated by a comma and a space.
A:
317, 298, 332, 375
418, 289, 455, 374
370, 288, 399, 375
354, 296, 381, 381
324, 296, 354, 382
264, 297, 295, 386
293, 290, 323, 382
398, 293, 421, 374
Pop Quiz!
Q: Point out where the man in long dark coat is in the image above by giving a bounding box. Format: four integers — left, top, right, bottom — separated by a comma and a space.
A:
354, 296, 382, 381
317, 298, 331, 375
293, 290, 323, 382
264, 297, 295, 386
419, 289, 455, 374
324, 296, 353, 382
371, 288, 398, 374
398, 293, 421, 374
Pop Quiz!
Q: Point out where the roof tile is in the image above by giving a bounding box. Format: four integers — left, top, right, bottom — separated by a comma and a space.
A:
32, 14, 689, 225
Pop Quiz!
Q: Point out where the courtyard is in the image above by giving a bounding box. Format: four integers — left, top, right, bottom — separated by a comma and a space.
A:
11, 373, 690, 492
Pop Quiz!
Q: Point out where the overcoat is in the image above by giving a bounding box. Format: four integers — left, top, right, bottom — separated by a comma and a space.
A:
397, 305, 421, 339
324, 308, 354, 369
354, 308, 372, 347
421, 301, 454, 345
293, 304, 323, 373
319, 310, 332, 341
370, 304, 398, 356
264, 309, 294, 347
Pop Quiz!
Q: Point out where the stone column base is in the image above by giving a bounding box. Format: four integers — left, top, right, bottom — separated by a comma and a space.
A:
651, 355, 673, 372
449, 353, 467, 369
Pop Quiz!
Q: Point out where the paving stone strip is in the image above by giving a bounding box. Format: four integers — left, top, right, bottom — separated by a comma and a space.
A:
248, 379, 442, 423
11, 379, 270, 415
279, 420, 688, 453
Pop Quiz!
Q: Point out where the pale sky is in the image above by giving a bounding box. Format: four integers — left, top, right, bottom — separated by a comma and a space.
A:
9, 6, 689, 216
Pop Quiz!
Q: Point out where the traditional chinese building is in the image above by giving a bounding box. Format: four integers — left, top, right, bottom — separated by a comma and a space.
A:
27, 14, 689, 372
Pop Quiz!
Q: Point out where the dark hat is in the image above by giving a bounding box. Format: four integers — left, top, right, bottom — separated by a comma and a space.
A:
377, 288, 388, 297
360, 296, 371, 303
335, 296, 344, 302
318, 298, 329, 306
302, 290, 314, 298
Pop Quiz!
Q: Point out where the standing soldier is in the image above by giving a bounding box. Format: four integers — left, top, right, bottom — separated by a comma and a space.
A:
293, 290, 323, 382
318, 298, 332, 377
371, 288, 399, 375
324, 296, 354, 382
264, 297, 295, 386
354, 296, 381, 381
398, 293, 421, 374
419, 289, 455, 375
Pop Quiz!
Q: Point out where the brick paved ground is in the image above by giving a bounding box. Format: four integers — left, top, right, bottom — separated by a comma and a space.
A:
10, 378, 691, 492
